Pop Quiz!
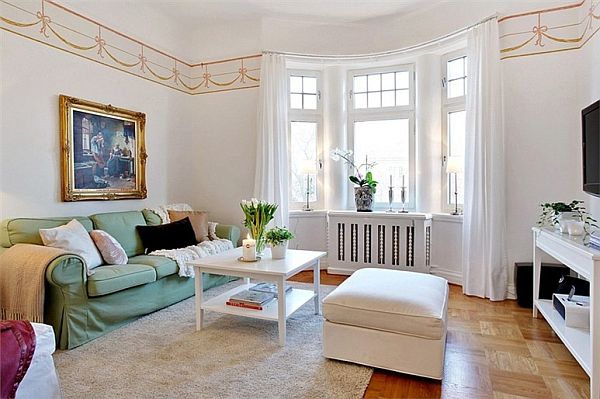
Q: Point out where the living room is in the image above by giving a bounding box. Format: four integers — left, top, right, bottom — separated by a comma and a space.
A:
0, 0, 599, 398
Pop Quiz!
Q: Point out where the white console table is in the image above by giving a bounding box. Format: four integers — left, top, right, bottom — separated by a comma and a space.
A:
532, 227, 600, 398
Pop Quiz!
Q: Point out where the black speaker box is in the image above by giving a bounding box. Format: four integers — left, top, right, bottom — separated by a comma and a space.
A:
514, 262, 570, 308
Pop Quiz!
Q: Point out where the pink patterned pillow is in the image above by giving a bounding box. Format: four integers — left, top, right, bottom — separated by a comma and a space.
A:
90, 230, 128, 265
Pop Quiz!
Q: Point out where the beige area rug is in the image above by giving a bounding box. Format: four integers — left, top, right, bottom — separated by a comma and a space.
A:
54, 282, 373, 399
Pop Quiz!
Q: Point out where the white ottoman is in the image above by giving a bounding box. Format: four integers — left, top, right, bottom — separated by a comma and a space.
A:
322, 268, 449, 379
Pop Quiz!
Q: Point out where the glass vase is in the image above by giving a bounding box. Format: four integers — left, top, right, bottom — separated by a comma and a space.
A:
252, 230, 267, 256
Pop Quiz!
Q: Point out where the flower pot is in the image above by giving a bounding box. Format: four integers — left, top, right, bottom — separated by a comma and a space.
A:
354, 186, 374, 212
567, 221, 585, 236
557, 212, 579, 233
270, 242, 288, 259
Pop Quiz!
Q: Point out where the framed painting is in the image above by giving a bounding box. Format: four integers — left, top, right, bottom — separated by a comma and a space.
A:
59, 95, 147, 201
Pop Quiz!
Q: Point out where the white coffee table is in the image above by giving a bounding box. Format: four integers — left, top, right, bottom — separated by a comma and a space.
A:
188, 247, 326, 345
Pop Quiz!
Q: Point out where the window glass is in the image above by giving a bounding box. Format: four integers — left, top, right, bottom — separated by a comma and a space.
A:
290, 75, 318, 110
290, 122, 318, 203
353, 69, 411, 109
447, 110, 465, 205
354, 119, 410, 204
446, 56, 467, 99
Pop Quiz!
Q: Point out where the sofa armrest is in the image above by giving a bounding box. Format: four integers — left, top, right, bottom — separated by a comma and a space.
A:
45, 255, 87, 288
215, 224, 240, 246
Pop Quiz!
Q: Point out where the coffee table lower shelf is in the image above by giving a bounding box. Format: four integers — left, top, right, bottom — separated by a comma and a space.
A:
202, 283, 316, 321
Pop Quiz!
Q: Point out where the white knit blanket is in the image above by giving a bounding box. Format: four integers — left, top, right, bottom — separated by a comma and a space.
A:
150, 239, 234, 277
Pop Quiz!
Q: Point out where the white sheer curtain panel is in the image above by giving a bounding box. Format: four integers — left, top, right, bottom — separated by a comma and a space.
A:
254, 53, 290, 227
461, 19, 508, 301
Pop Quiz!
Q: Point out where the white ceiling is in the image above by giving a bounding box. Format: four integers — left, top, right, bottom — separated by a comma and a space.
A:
133, 0, 438, 25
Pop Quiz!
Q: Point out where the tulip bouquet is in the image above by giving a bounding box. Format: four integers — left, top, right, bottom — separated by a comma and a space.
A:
240, 198, 278, 254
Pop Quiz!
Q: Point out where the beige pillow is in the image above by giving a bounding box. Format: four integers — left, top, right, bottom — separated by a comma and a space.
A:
168, 210, 210, 242
90, 230, 128, 265
39, 219, 103, 275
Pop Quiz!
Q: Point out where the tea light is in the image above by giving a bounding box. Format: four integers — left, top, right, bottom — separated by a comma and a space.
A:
242, 234, 256, 261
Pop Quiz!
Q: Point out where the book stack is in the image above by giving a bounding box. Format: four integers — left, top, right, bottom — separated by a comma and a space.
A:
249, 282, 293, 297
589, 232, 600, 250
226, 290, 275, 310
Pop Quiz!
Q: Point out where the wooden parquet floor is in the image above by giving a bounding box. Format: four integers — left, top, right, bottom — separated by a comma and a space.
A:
289, 270, 590, 399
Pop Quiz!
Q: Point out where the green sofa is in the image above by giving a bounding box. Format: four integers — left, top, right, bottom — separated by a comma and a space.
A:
0, 210, 240, 349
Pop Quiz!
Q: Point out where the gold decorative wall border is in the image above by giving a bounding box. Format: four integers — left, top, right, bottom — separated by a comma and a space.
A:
498, 0, 599, 59
1, 0, 597, 91
0, 0, 261, 95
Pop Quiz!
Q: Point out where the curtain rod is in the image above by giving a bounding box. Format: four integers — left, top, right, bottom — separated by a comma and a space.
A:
263, 14, 498, 60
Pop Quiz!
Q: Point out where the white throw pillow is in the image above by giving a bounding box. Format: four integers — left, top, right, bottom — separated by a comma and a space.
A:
90, 230, 128, 265
39, 219, 103, 275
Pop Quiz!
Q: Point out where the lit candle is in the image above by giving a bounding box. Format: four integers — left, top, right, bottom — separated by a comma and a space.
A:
242, 234, 256, 261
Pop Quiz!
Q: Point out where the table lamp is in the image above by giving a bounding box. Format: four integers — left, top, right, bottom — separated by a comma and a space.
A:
447, 156, 463, 215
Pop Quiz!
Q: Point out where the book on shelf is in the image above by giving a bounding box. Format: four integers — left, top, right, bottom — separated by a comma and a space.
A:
589, 241, 600, 251
228, 289, 275, 307
250, 282, 293, 296
225, 301, 264, 310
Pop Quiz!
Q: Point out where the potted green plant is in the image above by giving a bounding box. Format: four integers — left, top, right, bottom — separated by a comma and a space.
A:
538, 200, 597, 234
330, 148, 378, 212
265, 226, 295, 259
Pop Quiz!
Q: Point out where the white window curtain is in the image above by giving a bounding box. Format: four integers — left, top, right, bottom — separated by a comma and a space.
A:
461, 19, 508, 301
254, 53, 290, 227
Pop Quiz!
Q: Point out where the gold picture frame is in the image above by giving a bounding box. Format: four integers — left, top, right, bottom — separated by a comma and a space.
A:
59, 95, 147, 201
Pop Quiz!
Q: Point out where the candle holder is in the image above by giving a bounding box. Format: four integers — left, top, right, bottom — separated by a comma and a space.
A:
386, 185, 394, 213
399, 185, 408, 213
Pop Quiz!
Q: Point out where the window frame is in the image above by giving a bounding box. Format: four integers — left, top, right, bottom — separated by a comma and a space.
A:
288, 69, 324, 211
347, 64, 416, 210
441, 50, 467, 213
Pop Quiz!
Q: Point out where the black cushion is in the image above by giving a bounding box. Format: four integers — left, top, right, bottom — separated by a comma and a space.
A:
136, 217, 197, 254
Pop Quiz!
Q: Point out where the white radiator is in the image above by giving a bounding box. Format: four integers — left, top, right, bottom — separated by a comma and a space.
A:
327, 211, 432, 274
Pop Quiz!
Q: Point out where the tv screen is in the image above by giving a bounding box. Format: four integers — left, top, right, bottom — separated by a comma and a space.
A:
583, 100, 600, 197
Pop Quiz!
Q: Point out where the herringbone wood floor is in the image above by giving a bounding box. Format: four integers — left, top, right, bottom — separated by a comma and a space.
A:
289, 270, 590, 399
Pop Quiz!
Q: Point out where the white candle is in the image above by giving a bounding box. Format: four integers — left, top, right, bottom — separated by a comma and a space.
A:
242, 235, 256, 261
389, 174, 392, 186
402, 175, 405, 187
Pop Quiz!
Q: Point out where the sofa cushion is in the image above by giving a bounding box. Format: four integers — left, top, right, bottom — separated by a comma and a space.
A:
142, 209, 162, 226
39, 219, 103, 275
90, 230, 128, 265
90, 211, 147, 257
87, 264, 156, 297
1, 217, 93, 248
168, 210, 210, 243
322, 268, 448, 340
128, 255, 178, 279
136, 218, 197, 253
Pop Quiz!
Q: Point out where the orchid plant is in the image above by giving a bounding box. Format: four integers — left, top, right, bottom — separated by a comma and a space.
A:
330, 148, 378, 193
240, 198, 278, 254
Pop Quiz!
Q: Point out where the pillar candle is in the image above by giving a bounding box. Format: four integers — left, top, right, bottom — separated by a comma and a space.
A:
242, 235, 256, 261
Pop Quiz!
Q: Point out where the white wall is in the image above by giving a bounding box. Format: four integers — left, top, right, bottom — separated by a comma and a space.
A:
502, 52, 582, 271
0, 31, 190, 219
177, 89, 259, 228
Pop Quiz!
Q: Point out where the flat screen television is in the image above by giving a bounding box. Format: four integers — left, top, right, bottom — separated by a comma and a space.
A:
583, 100, 600, 197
